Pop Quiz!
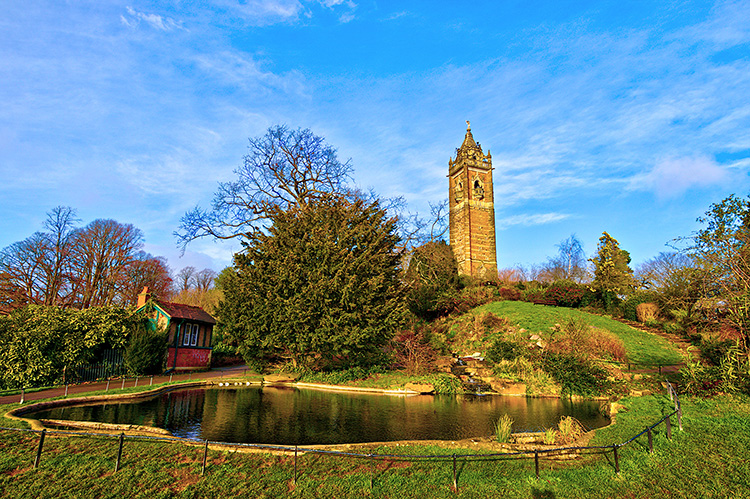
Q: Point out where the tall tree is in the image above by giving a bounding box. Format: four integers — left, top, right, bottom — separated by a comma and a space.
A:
69, 219, 144, 308
590, 232, 634, 307
683, 194, 750, 350
176, 125, 352, 248
175, 266, 196, 292
540, 234, 588, 283
120, 253, 173, 306
219, 194, 406, 369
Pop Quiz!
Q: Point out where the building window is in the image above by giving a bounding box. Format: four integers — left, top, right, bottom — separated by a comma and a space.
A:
191, 324, 199, 346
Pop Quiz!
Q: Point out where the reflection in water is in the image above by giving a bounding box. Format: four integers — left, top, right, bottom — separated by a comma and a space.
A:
29, 386, 608, 445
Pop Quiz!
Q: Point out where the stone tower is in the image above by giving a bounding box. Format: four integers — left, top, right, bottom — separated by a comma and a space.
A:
448, 122, 497, 278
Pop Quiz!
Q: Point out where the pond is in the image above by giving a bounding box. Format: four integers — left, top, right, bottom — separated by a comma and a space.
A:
28, 386, 609, 445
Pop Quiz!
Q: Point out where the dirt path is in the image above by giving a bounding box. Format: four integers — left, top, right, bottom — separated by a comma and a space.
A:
0, 364, 250, 406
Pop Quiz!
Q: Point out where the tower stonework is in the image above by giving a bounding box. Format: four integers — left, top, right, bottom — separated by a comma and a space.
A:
449, 123, 497, 278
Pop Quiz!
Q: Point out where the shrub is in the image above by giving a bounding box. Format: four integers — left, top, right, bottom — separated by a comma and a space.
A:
542, 427, 556, 445
125, 326, 167, 376
498, 287, 521, 301
486, 339, 524, 363
541, 353, 608, 396
700, 337, 735, 366
621, 291, 659, 321
544, 280, 586, 308
494, 414, 513, 443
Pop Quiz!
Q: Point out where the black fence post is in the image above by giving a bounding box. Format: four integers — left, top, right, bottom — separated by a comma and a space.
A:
613, 445, 620, 474
201, 440, 209, 476
535, 449, 540, 478
677, 402, 683, 431
647, 427, 653, 453
666, 415, 672, 440
115, 433, 125, 473
452, 453, 457, 491
33, 429, 46, 469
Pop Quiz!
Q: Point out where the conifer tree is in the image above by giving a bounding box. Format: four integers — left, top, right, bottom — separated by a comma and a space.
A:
590, 232, 634, 308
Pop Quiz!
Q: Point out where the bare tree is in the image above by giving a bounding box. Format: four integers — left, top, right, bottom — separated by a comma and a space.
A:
540, 234, 588, 283
69, 219, 144, 308
176, 266, 197, 293
194, 268, 218, 292
176, 125, 353, 249
40, 206, 79, 306
120, 253, 173, 306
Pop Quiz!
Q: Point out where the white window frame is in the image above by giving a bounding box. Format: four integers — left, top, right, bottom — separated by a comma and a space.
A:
191, 324, 199, 346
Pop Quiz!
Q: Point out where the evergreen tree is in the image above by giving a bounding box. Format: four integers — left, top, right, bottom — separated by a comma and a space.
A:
219, 194, 406, 369
590, 232, 634, 308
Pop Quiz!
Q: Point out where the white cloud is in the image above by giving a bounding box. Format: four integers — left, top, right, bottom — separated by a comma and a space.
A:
496, 213, 571, 229
122, 7, 183, 31
633, 156, 729, 198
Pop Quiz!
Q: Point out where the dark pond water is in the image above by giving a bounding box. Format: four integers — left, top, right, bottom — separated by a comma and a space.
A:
28, 386, 609, 445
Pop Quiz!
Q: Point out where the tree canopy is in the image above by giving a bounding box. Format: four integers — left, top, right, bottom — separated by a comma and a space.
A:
590, 232, 634, 307
219, 194, 406, 369
176, 125, 353, 248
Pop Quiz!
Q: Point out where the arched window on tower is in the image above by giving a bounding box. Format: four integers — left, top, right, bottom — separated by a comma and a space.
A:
473, 179, 484, 200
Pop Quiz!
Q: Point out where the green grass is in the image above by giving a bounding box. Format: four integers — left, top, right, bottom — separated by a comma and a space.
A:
1, 394, 749, 498
478, 301, 684, 366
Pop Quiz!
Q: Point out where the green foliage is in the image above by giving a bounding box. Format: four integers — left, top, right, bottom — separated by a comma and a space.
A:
620, 290, 659, 321
494, 413, 513, 443
0, 305, 142, 389
405, 241, 461, 320
486, 339, 524, 363
590, 232, 634, 309
700, 337, 736, 366
679, 344, 750, 395
544, 279, 586, 308
219, 194, 406, 370
124, 324, 167, 375
541, 353, 608, 396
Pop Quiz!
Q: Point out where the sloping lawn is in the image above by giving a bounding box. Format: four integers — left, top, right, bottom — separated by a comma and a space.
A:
477, 301, 683, 366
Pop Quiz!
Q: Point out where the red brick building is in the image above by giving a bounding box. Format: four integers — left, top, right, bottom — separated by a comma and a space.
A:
136, 287, 216, 371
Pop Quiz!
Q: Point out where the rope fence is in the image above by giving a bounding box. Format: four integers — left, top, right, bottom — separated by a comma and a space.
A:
1, 382, 684, 492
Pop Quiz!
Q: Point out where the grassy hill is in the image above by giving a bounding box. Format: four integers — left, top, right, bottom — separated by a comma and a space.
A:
476, 301, 683, 366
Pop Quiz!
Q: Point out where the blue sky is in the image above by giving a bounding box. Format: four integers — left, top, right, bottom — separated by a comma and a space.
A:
2, 0, 749, 274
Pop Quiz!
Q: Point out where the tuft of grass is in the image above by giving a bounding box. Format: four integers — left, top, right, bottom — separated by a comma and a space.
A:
542, 427, 556, 445
494, 413, 513, 443
556, 416, 585, 444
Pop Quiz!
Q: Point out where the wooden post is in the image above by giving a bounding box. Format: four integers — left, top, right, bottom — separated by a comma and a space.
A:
294, 446, 298, 485
34, 429, 46, 469
121, 378, 125, 390
64, 384, 68, 397
535, 449, 540, 478
150, 376, 153, 386
201, 440, 208, 476
134, 377, 138, 388
452, 454, 457, 491
669, 414, 674, 437
19, 388, 25, 405
115, 433, 125, 473
106, 379, 110, 392
677, 403, 683, 431
169, 373, 173, 383
613, 445, 619, 474
647, 427, 653, 453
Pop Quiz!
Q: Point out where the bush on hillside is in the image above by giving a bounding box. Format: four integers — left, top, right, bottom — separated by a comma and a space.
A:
125, 326, 167, 376
620, 291, 660, 321
544, 280, 586, 308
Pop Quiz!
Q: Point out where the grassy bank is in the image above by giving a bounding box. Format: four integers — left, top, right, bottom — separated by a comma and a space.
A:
478, 301, 683, 366
2, 393, 748, 498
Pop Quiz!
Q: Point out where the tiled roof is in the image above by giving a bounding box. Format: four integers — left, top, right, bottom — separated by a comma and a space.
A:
156, 301, 217, 324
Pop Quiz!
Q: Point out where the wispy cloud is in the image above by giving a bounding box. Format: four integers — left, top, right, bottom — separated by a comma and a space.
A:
121, 7, 184, 31
630, 156, 730, 199
497, 213, 571, 229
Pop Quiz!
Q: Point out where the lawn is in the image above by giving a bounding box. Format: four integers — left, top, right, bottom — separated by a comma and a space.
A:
477, 301, 684, 366
2, 394, 748, 498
